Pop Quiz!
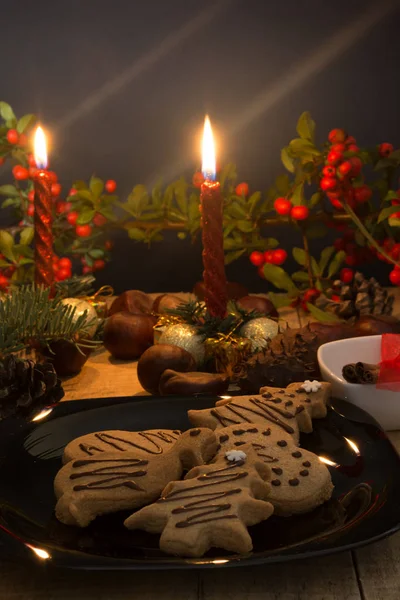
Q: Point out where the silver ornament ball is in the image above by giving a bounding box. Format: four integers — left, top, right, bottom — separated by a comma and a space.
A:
240, 317, 279, 351
158, 323, 205, 365
60, 297, 98, 338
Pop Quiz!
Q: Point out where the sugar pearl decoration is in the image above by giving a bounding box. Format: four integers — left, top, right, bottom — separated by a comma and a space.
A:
158, 323, 205, 365
301, 380, 322, 393
60, 298, 98, 338
225, 450, 247, 463
239, 317, 279, 351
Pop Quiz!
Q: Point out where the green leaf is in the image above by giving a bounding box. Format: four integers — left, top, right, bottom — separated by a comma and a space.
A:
227, 202, 247, 219
128, 228, 146, 241
315, 279, 324, 291
174, 178, 188, 215
77, 190, 94, 202
265, 237, 279, 248
224, 249, 246, 264
223, 237, 239, 250
383, 190, 399, 202
292, 247, 307, 266
306, 303, 342, 323
0, 259, 10, 267
291, 183, 304, 206
220, 163, 237, 189
262, 263, 297, 292
177, 232, 187, 240
296, 111, 316, 142
275, 174, 290, 194
0, 229, 15, 261
20, 227, 34, 246
0, 101, 16, 122
319, 246, 335, 275
389, 149, 400, 162
309, 192, 322, 208
378, 205, 400, 223
16, 114, 36, 133
1, 198, 18, 208
18, 257, 34, 266
73, 180, 89, 191
328, 250, 346, 278
236, 220, 253, 233
289, 138, 321, 157
88, 248, 104, 258
188, 193, 200, 221
77, 209, 95, 225
374, 158, 394, 171
14, 244, 33, 258
281, 147, 295, 173
0, 184, 19, 197
292, 271, 309, 283
247, 191, 262, 215
89, 176, 104, 199
268, 292, 292, 309
354, 230, 365, 247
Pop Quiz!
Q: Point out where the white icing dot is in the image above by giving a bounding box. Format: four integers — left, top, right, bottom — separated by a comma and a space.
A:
301, 380, 322, 393
225, 450, 247, 463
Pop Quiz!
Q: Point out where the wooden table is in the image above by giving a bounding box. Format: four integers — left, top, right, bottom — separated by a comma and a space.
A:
1, 295, 400, 599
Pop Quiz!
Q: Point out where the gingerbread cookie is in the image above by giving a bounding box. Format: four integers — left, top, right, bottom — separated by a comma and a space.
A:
54, 427, 218, 527
216, 424, 334, 515
124, 445, 274, 557
188, 381, 331, 440
62, 429, 181, 464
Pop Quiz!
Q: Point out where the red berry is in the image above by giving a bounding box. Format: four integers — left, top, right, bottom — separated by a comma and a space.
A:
338, 161, 352, 177
345, 136, 357, 146
76, 224, 92, 238
389, 269, 400, 286
64, 201, 72, 212
301, 288, 321, 311
354, 185, 372, 204
93, 258, 106, 271
58, 257, 72, 269
334, 238, 345, 251
56, 267, 71, 281
291, 205, 309, 220
331, 143, 346, 153
27, 205, 34, 217
263, 250, 274, 263
0, 157, 5, 166
328, 197, 344, 210
345, 254, 356, 266
82, 265, 93, 275
192, 172, 204, 188
104, 240, 113, 251
52, 255, 59, 264
249, 251, 265, 267
105, 179, 117, 193
378, 143, 394, 158
47, 171, 58, 183
331, 294, 341, 302
93, 213, 107, 227
271, 249, 287, 265
18, 133, 28, 147
6, 129, 19, 145
340, 268, 353, 284
0, 274, 10, 290
322, 166, 336, 177
56, 201, 68, 214
235, 182, 249, 197
320, 177, 337, 191
348, 144, 359, 153
12, 165, 29, 180
391, 244, 400, 260
328, 129, 346, 144
67, 211, 79, 226
51, 182, 62, 197
327, 150, 343, 165
68, 188, 78, 196
28, 167, 38, 178
27, 190, 35, 203
349, 157, 362, 176
274, 197, 292, 215
52, 263, 59, 273
28, 154, 37, 167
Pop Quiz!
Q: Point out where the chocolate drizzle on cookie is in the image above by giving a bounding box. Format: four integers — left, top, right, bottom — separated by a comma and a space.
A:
211, 397, 296, 435
70, 458, 149, 492
78, 431, 180, 456
158, 462, 249, 528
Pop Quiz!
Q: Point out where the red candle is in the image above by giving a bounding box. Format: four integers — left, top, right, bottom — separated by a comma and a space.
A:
33, 126, 54, 288
200, 116, 227, 318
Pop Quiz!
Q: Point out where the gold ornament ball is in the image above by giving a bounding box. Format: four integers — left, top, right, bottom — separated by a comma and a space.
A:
239, 317, 279, 351
60, 297, 98, 338
158, 323, 205, 366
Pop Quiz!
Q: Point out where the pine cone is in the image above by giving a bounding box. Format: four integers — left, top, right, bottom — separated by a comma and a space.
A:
0, 355, 64, 419
315, 272, 394, 320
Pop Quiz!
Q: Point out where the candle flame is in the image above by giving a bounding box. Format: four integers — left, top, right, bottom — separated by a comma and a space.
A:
34, 126, 48, 169
202, 115, 216, 181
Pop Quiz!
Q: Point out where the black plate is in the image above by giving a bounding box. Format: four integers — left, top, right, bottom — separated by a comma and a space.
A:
0, 395, 400, 570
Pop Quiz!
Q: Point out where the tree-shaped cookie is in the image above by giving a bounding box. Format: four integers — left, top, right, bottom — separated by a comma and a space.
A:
124, 445, 274, 557
216, 424, 334, 515
54, 428, 217, 527
63, 429, 181, 464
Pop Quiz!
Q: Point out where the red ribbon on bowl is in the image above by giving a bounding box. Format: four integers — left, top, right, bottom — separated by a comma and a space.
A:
377, 334, 400, 390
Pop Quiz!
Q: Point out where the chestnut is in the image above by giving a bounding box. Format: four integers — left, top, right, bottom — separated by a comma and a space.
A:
103, 312, 156, 360
152, 294, 185, 314
237, 295, 279, 318
43, 341, 92, 376
108, 290, 153, 317
137, 344, 196, 394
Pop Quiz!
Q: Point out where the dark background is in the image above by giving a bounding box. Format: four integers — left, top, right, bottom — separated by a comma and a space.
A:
1, 0, 400, 293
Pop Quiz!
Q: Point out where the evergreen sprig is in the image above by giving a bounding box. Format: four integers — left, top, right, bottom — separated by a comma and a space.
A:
0, 284, 100, 357
54, 274, 96, 298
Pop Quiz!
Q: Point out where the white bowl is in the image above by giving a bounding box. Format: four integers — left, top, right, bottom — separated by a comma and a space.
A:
318, 334, 400, 431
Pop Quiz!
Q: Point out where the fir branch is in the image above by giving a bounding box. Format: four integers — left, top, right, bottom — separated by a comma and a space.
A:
54, 275, 96, 298
0, 284, 101, 357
